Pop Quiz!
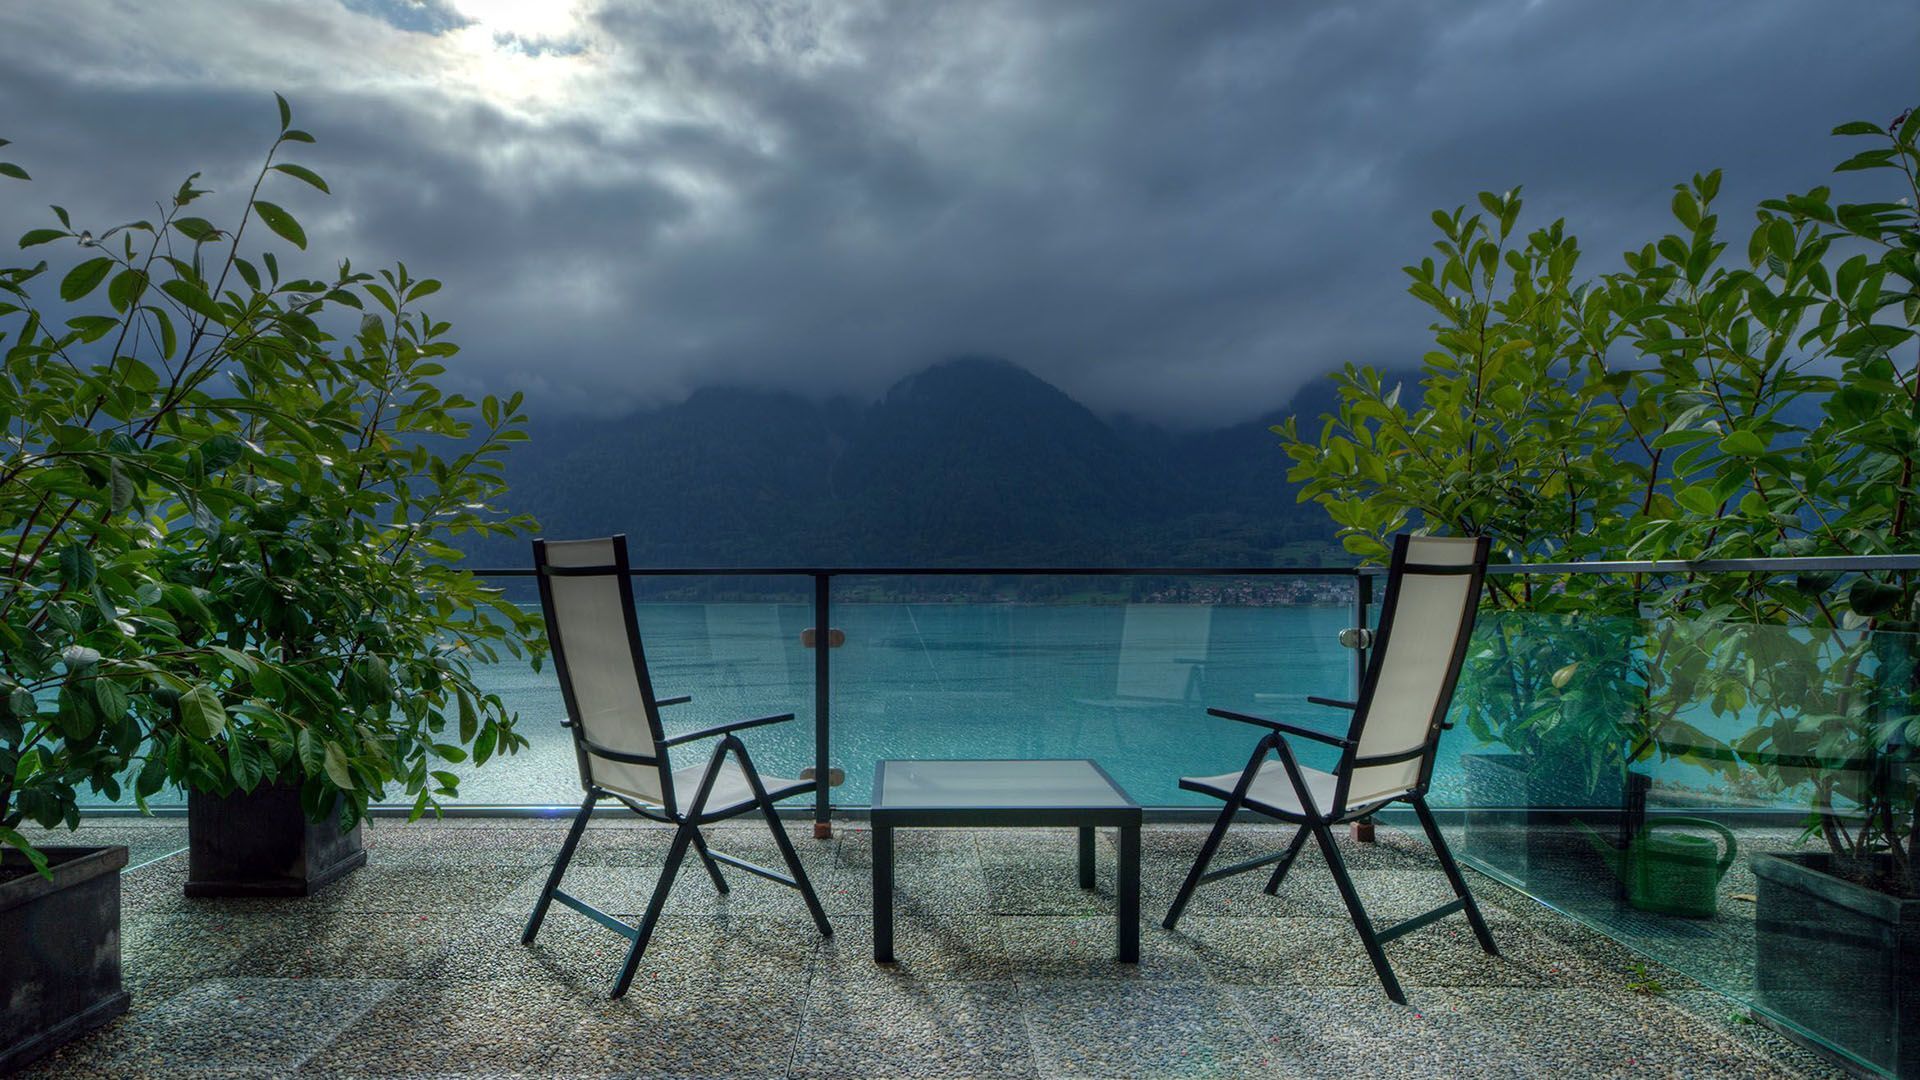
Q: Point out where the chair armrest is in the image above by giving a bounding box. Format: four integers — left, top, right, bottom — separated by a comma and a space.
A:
1207, 707, 1355, 748
659, 712, 795, 747
656, 695, 692, 708
1307, 696, 1357, 710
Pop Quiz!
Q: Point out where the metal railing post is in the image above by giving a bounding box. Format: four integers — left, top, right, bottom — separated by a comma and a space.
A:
813, 572, 832, 839
1352, 571, 1372, 696
1350, 570, 1375, 844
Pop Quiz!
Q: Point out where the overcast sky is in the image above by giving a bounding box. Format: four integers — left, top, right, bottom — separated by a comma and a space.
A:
2, 1, 1916, 426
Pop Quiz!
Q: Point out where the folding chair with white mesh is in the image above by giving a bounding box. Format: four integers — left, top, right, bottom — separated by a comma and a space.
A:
1161, 534, 1499, 1002
520, 535, 832, 998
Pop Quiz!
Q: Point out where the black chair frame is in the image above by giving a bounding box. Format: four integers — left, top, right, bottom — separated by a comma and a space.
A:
520, 536, 832, 999
1161, 534, 1499, 1003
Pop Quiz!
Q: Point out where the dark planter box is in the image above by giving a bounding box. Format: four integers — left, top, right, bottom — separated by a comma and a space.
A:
1754, 852, 1920, 1078
187, 782, 366, 897
0, 845, 130, 1073
1461, 751, 1625, 894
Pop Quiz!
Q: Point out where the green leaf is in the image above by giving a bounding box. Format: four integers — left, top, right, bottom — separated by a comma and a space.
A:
1848, 578, 1904, 617
172, 217, 221, 242
229, 736, 272, 790
456, 687, 477, 743
323, 741, 355, 791
0, 828, 50, 879
134, 750, 168, 800
19, 228, 65, 247
271, 163, 329, 193
275, 92, 292, 131
1675, 485, 1721, 516
1719, 430, 1768, 457
93, 676, 129, 722
108, 458, 135, 513
58, 543, 97, 590
252, 201, 306, 249
179, 684, 228, 740
0, 162, 28, 181
160, 278, 226, 322
201, 433, 246, 471
59, 256, 114, 301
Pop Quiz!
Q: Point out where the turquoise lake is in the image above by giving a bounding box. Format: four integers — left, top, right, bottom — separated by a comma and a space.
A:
445, 602, 1502, 808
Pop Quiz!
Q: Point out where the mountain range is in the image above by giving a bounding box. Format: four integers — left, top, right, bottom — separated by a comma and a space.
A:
464, 357, 1347, 570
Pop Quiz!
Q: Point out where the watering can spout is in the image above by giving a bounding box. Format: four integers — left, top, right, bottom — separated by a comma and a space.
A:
1575, 819, 1629, 881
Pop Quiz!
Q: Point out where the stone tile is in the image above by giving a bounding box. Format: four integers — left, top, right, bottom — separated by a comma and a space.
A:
1021, 981, 1269, 1079
299, 979, 588, 1077
1171, 912, 1605, 990
18, 818, 190, 867
818, 916, 1013, 981
493, 854, 837, 924
434, 911, 819, 992
120, 910, 277, 988
547, 980, 810, 1079
833, 864, 997, 918
791, 980, 1035, 1079
1235, 985, 1800, 1079
362, 823, 563, 869
995, 917, 1206, 981
311, 865, 545, 914
228, 910, 459, 979
835, 825, 984, 869
1667, 990, 1850, 1080
30, 977, 398, 1075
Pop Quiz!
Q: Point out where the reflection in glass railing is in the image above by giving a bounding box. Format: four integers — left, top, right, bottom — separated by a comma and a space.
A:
826, 578, 1366, 805
1445, 612, 1919, 1078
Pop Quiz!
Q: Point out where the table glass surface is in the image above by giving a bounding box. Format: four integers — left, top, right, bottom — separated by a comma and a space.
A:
874, 759, 1134, 810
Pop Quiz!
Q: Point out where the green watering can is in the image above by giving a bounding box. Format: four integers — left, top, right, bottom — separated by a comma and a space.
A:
1578, 817, 1737, 918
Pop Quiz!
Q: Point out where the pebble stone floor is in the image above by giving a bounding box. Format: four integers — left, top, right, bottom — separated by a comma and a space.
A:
17, 816, 1845, 1079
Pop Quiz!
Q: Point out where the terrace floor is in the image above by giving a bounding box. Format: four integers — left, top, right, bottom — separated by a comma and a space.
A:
20, 816, 1842, 1079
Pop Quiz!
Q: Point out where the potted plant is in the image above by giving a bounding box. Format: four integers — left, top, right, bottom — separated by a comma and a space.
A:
1282, 103, 1920, 1074
0, 98, 543, 1063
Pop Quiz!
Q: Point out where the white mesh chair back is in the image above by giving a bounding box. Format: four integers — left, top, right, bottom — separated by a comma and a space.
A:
1114, 604, 1213, 702
535, 536, 668, 804
1339, 535, 1490, 810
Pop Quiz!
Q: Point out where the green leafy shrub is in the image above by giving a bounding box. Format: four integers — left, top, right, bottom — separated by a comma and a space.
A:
0, 97, 545, 870
1280, 105, 1920, 885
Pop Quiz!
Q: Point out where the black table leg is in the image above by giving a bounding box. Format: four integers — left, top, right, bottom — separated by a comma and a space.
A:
873, 825, 895, 963
1078, 826, 1096, 889
1118, 823, 1140, 963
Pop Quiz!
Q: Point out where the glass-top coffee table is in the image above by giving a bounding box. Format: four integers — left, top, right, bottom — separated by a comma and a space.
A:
869, 759, 1142, 963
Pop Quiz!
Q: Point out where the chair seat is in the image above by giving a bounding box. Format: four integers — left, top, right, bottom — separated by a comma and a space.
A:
604, 758, 810, 818
1180, 761, 1405, 820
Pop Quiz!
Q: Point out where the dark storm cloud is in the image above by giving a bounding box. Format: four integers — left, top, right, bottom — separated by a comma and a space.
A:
1, 0, 1915, 425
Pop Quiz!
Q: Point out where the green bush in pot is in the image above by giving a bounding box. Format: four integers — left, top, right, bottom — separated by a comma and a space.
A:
0, 96, 546, 870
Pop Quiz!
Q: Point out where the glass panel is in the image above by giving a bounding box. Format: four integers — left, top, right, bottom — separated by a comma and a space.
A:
446, 574, 818, 804
875, 759, 1132, 809
1440, 611, 1918, 1078
828, 573, 1359, 805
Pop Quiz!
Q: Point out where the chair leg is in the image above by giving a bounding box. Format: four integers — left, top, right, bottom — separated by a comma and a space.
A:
1312, 821, 1405, 1004
1162, 795, 1239, 931
732, 739, 833, 938
1414, 797, 1497, 955
611, 820, 694, 999
687, 828, 730, 894
523, 793, 595, 945
1262, 827, 1310, 895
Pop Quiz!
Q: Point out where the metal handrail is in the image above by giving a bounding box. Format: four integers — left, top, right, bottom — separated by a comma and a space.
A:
470, 552, 1920, 579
